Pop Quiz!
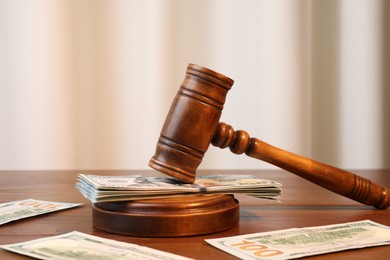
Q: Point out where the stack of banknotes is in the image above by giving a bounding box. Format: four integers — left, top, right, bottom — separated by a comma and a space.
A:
76, 174, 282, 203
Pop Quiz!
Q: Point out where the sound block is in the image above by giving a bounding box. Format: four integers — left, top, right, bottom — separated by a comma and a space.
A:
92, 194, 239, 237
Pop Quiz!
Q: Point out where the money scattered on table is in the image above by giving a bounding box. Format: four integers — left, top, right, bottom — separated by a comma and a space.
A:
205, 220, 390, 259
76, 174, 282, 203
0, 199, 82, 226
1, 231, 193, 260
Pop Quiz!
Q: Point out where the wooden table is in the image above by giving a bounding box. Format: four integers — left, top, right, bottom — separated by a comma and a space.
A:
0, 169, 389, 259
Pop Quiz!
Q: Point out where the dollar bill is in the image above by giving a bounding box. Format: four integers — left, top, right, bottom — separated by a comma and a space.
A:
1, 231, 193, 260
0, 199, 82, 225
76, 174, 282, 203
205, 220, 390, 259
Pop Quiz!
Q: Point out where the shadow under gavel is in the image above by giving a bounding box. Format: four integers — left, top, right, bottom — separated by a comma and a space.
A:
149, 63, 389, 209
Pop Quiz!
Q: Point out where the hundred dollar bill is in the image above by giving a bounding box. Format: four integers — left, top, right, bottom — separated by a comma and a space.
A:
0, 199, 81, 225
1, 231, 193, 260
76, 174, 282, 203
206, 220, 390, 259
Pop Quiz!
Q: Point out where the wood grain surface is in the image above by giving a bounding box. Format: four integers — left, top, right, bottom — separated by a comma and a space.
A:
0, 169, 389, 259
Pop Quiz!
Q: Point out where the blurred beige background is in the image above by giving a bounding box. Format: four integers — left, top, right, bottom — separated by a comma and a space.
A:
1, 0, 389, 171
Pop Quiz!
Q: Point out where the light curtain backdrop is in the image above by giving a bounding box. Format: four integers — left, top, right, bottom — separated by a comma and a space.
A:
1, 0, 389, 171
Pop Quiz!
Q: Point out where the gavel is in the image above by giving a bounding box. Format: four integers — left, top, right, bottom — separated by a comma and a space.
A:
149, 63, 389, 209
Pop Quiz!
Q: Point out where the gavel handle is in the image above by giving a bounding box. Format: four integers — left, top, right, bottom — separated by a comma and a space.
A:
212, 122, 390, 209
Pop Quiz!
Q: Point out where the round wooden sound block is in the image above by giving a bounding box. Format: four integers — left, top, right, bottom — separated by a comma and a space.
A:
92, 194, 239, 237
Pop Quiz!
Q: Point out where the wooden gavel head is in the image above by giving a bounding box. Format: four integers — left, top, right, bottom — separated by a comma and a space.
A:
148, 64, 234, 183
